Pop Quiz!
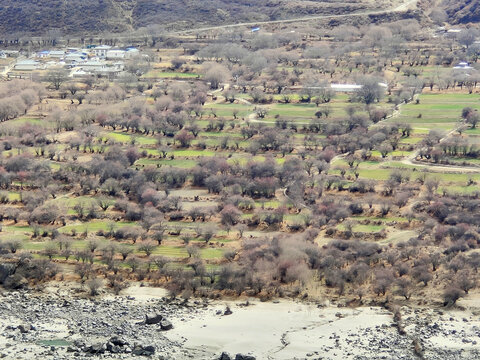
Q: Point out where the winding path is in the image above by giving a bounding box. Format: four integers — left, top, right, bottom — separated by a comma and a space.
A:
70, 0, 420, 43
399, 125, 480, 173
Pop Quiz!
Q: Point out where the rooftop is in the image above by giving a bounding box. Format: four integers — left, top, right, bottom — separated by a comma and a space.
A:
17, 59, 39, 65
94, 45, 112, 50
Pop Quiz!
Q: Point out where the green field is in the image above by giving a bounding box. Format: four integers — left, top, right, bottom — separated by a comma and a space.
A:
143, 71, 200, 79
388, 93, 480, 132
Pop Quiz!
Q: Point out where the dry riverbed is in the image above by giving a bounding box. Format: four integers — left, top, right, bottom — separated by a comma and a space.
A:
0, 283, 479, 359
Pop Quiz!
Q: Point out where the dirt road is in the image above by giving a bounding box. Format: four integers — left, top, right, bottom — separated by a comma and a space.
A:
175, 0, 420, 35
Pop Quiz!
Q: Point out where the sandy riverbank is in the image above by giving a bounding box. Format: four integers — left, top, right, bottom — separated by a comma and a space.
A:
166, 299, 480, 359
0, 283, 480, 359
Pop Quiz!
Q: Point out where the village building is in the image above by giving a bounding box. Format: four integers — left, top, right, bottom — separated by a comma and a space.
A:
71, 69, 91, 79
65, 52, 88, 64
92, 45, 112, 58
3, 50, 19, 57
36, 50, 50, 58
453, 61, 473, 70
49, 50, 66, 59
125, 48, 140, 59
106, 49, 126, 60
14, 59, 42, 71
76, 60, 124, 78
80, 60, 107, 72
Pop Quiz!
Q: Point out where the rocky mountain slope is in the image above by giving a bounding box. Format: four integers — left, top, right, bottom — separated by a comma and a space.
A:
442, 0, 480, 24
0, 0, 385, 35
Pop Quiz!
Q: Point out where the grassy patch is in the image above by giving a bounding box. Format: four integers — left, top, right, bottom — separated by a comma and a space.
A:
143, 71, 200, 79
172, 149, 216, 157
337, 223, 385, 232
58, 221, 135, 234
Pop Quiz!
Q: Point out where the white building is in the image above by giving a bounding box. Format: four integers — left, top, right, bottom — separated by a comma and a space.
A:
453, 62, 473, 70
49, 50, 66, 58
329, 82, 388, 92
106, 49, 126, 60
92, 45, 111, 58
14, 59, 42, 71
72, 70, 91, 78
3, 50, 19, 58
65, 52, 88, 64
125, 48, 140, 59
36, 50, 50, 58
330, 84, 362, 92
446, 29, 462, 38
81, 60, 107, 72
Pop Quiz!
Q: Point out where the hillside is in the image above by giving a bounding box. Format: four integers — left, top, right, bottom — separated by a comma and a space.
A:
0, 0, 390, 35
0, 0, 134, 35
443, 0, 480, 24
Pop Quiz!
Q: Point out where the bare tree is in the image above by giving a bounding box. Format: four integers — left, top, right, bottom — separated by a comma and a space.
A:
203, 63, 229, 89
138, 241, 156, 257
46, 69, 69, 90
86, 277, 103, 296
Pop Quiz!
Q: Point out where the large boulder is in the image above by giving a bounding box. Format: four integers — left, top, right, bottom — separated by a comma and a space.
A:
17, 324, 33, 333
4, 274, 27, 289
224, 307, 233, 316
145, 313, 163, 325
0, 264, 15, 284
109, 336, 128, 347
235, 354, 256, 360
132, 345, 155, 356
160, 319, 173, 331
86, 343, 106, 354
106, 340, 126, 354
218, 352, 232, 360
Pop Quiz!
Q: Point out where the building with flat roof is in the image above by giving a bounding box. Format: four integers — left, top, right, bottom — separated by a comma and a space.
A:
106, 49, 126, 60
14, 59, 42, 71
49, 50, 66, 58
92, 45, 111, 58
